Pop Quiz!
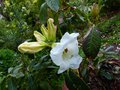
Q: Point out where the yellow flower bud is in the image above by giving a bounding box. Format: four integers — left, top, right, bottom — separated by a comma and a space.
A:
18, 42, 48, 54
47, 18, 56, 42
91, 3, 100, 17
18, 18, 57, 54
41, 25, 48, 39
34, 31, 46, 42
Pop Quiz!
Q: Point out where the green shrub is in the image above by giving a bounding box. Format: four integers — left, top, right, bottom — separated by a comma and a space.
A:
97, 13, 120, 44
0, 49, 15, 60
0, 49, 16, 73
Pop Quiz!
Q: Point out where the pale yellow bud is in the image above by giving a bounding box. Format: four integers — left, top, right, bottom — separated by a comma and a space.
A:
18, 42, 48, 53
91, 3, 100, 17
34, 31, 46, 42
47, 18, 56, 42
41, 25, 48, 39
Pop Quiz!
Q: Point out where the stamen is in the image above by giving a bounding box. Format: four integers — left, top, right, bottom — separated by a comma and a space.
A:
64, 48, 68, 53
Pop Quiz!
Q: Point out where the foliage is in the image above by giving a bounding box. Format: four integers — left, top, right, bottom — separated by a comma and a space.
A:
82, 27, 101, 59
0, 49, 15, 60
97, 13, 120, 44
0, 49, 16, 73
65, 70, 90, 90
0, 49, 64, 90
103, 0, 120, 11
45, 0, 59, 12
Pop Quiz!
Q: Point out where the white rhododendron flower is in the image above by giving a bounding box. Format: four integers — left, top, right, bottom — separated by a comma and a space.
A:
50, 32, 82, 74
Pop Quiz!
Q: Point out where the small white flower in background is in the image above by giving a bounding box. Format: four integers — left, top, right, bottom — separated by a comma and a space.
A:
50, 32, 82, 74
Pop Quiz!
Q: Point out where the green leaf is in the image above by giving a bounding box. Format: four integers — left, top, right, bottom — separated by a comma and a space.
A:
8, 78, 17, 90
40, 2, 48, 24
40, 81, 52, 90
0, 76, 6, 90
8, 64, 24, 78
28, 74, 38, 90
65, 73, 76, 90
82, 27, 101, 59
45, 0, 59, 12
38, 0, 45, 6
69, 70, 90, 90
100, 70, 113, 80
0, 76, 5, 84
76, 12, 85, 21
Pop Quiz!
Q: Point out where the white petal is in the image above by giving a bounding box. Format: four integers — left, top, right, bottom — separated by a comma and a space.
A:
70, 33, 79, 38
60, 32, 79, 44
60, 32, 69, 43
69, 55, 82, 69
50, 43, 64, 66
57, 55, 82, 74
66, 40, 79, 56
58, 62, 69, 74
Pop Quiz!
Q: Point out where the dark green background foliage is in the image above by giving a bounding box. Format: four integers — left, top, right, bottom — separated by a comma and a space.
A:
103, 0, 120, 10
97, 13, 120, 44
0, 49, 16, 73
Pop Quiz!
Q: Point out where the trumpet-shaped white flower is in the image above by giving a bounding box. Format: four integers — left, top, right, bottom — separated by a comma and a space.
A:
50, 32, 82, 74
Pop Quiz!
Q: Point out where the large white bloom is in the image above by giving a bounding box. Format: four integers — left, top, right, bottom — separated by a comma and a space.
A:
50, 32, 82, 74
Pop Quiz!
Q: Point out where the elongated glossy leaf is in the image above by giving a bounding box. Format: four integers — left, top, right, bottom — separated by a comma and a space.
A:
82, 27, 101, 59
0, 77, 6, 90
65, 74, 76, 90
28, 74, 36, 90
69, 70, 90, 90
8, 78, 17, 90
100, 70, 113, 80
40, 2, 48, 24
45, 0, 59, 12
